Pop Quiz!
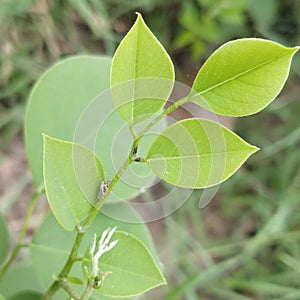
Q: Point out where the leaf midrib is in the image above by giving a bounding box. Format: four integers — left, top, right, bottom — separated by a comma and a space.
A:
101, 261, 162, 284
130, 18, 140, 123
148, 149, 255, 161
46, 144, 79, 223
192, 49, 295, 99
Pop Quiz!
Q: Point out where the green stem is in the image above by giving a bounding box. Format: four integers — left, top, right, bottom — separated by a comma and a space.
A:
41, 96, 189, 298
129, 123, 137, 139
59, 278, 81, 300
83, 155, 133, 230
80, 280, 94, 300
0, 184, 44, 280
42, 156, 132, 298
136, 96, 190, 141
42, 229, 85, 299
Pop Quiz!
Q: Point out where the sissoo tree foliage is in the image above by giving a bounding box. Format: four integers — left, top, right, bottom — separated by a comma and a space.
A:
0, 13, 298, 300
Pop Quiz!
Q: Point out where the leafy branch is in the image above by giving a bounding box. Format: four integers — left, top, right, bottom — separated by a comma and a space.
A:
21, 12, 298, 300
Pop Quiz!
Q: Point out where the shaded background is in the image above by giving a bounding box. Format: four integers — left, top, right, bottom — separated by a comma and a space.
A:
1, 0, 300, 299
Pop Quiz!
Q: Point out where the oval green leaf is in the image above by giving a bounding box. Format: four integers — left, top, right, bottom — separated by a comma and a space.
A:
0, 213, 9, 266
85, 231, 165, 297
110, 13, 174, 124
43, 135, 104, 230
30, 204, 159, 300
147, 118, 259, 188
191, 38, 299, 116
25, 55, 111, 188
25, 55, 161, 202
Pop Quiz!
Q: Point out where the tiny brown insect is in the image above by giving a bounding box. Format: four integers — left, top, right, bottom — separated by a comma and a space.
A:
98, 180, 111, 199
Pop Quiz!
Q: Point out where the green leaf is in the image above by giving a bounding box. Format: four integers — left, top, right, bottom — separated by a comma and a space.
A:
0, 262, 43, 299
68, 277, 84, 285
30, 204, 158, 299
0, 294, 4, 300
191, 38, 299, 116
25, 55, 161, 202
8, 292, 42, 300
147, 118, 259, 188
110, 13, 174, 124
25, 55, 111, 188
83, 231, 165, 297
43, 135, 104, 230
0, 213, 9, 266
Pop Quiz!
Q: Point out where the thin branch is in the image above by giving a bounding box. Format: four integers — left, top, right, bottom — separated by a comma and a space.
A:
80, 280, 94, 300
42, 156, 132, 298
136, 95, 190, 142
0, 183, 44, 280
41, 95, 189, 298
42, 229, 85, 299
59, 278, 81, 300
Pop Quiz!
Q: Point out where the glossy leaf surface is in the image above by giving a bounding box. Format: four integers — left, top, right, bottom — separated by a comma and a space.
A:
83, 231, 165, 297
25, 55, 111, 188
111, 13, 174, 124
43, 135, 104, 230
191, 39, 298, 116
147, 118, 258, 188
25, 55, 160, 202
30, 204, 159, 299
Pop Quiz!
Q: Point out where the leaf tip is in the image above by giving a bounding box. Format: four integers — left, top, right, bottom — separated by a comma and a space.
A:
250, 144, 260, 155
134, 12, 146, 27
42, 134, 49, 149
292, 46, 300, 53
42, 133, 52, 144
135, 12, 143, 20
160, 274, 167, 285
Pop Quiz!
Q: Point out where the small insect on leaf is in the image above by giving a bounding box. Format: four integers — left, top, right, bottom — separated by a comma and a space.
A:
132, 146, 138, 155
98, 180, 111, 199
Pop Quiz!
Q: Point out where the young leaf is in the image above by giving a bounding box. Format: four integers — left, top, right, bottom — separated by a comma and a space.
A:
0, 213, 9, 266
147, 118, 258, 188
191, 38, 299, 116
43, 135, 104, 231
110, 13, 174, 124
83, 231, 165, 297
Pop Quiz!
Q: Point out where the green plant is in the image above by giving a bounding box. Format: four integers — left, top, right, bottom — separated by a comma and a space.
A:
173, 0, 249, 60
0, 13, 298, 299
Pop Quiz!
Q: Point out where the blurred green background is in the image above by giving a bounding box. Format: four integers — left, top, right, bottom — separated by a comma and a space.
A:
1, 0, 300, 299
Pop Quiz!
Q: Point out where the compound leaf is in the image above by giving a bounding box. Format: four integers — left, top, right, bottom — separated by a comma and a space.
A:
147, 118, 258, 188
191, 38, 299, 116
